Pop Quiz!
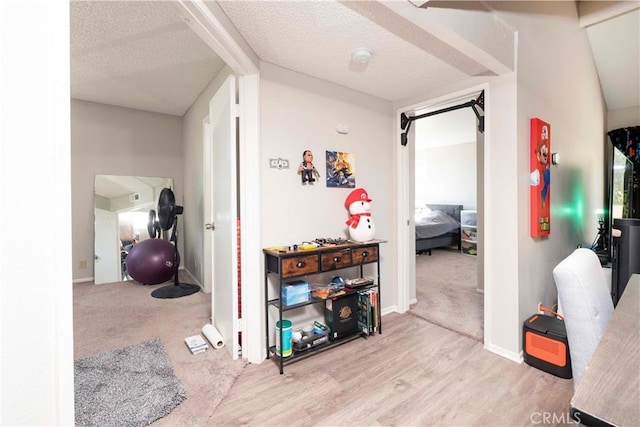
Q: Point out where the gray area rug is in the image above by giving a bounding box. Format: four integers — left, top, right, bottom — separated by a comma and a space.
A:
75, 338, 186, 427
411, 248, 484, 340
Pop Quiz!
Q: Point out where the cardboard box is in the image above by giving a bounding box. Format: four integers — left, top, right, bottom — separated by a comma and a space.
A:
325, 293, 359, 340
282, 281, 310, 306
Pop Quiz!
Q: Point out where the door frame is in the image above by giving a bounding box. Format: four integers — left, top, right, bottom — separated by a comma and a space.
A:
395, 83, 489, 345
176, 1, 262, 363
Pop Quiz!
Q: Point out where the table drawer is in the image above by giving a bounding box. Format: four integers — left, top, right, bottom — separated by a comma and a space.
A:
352, 246, 378, 265
321, 249, 352, 271
280, 255, 319, 278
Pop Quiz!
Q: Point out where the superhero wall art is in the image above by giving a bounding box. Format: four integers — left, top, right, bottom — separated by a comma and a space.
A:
326, 151, 356, 188
530, 118, 551, 237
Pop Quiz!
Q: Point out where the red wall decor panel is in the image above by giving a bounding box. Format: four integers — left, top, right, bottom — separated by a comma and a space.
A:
530, 118, 551, 237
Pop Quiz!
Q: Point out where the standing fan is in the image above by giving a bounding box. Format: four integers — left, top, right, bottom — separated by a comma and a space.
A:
147, 209, 160, 239
150, 188, 200, 299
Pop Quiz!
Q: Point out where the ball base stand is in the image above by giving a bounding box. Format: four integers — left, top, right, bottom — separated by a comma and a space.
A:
151, 282, 200, 299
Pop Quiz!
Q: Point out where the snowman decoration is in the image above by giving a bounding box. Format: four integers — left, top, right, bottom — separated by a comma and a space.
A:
345, 188, 376, 242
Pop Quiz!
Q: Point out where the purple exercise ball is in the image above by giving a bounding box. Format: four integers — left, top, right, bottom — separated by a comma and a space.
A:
125, 238, 176, 285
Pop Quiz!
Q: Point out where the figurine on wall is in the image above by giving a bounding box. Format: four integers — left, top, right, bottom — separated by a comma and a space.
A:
298, 150, 320, 184
345, 188, 376, 242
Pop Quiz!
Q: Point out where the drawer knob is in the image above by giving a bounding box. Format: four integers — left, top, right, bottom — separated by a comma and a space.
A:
296, 261, 306, 268
362, 251, 369, 257
333, 256, 341, 262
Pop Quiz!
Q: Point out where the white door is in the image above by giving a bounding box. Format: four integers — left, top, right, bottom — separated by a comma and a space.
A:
94, 208, 120, 284
203, 119, 214, 293
205, 75, 239, 360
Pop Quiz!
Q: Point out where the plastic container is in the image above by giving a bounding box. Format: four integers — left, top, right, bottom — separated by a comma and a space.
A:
275, 319, 292, 357
312, 320, 328, 335
292, 329, 329, 352
282, 281, 310, 306
311, 283, 334, 299
302, 324, 314, 337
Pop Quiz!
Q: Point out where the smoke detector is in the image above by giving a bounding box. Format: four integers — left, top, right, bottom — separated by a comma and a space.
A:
351, 48, 372, 64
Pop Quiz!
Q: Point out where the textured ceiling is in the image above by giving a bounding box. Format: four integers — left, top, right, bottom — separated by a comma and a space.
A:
215, 0, 493, 101
70, 1, 226, 116
70, 1, 639, 117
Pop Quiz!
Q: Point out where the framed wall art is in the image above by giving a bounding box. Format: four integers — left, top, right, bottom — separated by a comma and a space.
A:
326, 150, 356, 188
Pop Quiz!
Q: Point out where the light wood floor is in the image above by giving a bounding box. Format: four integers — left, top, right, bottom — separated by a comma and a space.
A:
209, 312, 574, 426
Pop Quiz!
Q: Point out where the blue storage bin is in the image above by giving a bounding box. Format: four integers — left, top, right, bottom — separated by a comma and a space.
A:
282, 281, 310, 306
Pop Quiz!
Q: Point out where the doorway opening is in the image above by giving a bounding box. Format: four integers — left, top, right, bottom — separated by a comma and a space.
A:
400, 89, 486, 342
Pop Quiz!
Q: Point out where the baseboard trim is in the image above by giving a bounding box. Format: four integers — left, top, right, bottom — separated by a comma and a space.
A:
382, 305, 399, 316
181, 268, 202, 289
73, 277, 93, 284
484, 342, 523, 363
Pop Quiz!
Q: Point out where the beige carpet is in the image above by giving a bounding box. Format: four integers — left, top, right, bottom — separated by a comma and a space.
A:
410, 248, 483, 341
73, 272, 246, 426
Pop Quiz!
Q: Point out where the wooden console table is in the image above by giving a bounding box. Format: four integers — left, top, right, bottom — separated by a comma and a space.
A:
263, 241, 383, 374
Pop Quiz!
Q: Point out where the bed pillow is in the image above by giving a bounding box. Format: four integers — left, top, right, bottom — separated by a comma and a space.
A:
416, 209, 459, 227
414, 205, 432, 221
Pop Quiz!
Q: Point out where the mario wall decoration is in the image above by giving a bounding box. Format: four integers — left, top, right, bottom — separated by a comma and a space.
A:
530, 118, 551, 237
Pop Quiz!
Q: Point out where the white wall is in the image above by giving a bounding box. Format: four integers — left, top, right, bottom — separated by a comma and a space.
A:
415, 106, 478, 209
70, 100, 184, 282
0, 1, 74, 424
259, 62, 397, 309
415, 142, 477, 209
181, 66, 235, 287
509, 1, 607, 341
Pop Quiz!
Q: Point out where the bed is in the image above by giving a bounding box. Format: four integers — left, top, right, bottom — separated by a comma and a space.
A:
415, 204, 463, 254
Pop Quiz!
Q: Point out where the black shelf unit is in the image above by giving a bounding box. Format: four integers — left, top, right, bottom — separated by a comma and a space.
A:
264, 242, 382, 374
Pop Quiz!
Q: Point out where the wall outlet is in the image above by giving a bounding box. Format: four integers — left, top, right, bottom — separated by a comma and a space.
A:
79, 260, 87, 270
537, 302, 543, 313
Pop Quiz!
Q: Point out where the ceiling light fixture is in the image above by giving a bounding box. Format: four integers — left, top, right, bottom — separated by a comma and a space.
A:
351, 48, 372, 64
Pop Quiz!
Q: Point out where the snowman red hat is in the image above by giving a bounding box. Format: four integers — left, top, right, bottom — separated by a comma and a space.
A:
344, 188, 372, 210
344, 188, 376, 242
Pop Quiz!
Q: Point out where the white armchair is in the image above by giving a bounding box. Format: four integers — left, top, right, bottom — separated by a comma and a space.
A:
553, 248, 614, 388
